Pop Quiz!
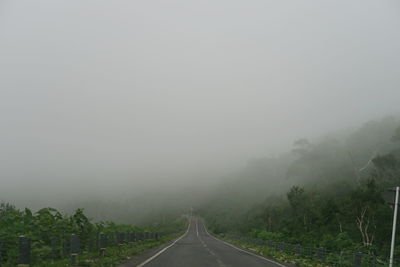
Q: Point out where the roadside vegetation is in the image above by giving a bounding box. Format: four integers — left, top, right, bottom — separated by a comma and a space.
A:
217, 235, 330, 267
0, 205, 185, 266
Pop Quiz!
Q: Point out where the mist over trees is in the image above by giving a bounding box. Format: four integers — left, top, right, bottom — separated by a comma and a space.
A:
201, 115, 400, 256
2, 113, 399, 262
56, 115, 400, 251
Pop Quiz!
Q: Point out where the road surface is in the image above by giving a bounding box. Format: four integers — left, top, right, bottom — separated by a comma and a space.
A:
134, 217, 286, 267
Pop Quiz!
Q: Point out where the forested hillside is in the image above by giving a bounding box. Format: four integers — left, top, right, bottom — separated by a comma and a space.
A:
202, 116, 400, 257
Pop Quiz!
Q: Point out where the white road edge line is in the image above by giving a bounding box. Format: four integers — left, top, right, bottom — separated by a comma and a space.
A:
202, 221, 287, 267
136, 218, 192, 267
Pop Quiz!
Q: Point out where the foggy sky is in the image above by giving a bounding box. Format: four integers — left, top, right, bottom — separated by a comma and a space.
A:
1, 1, 400, 207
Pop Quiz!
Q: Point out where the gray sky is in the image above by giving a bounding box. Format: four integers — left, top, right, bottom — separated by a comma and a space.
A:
1, 1, 400, 206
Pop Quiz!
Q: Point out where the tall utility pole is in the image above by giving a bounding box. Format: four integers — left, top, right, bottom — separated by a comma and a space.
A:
390, 186, 399, 267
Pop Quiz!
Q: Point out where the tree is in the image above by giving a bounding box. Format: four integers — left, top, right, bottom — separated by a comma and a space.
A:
349, 179, 384, 247
287, 186, 310, 231
392, 126, 400, 142
292, 138, 311, 155
373, 154, 398, 171
287, 186, 306, 212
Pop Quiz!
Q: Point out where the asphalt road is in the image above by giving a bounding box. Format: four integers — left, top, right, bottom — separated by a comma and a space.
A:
135, 217, 286, 267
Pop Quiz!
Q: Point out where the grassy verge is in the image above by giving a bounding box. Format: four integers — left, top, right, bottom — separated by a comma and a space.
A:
215, 235, 330, 267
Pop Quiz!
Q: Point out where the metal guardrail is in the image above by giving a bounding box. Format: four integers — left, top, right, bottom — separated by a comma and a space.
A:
0, 229, 181, 266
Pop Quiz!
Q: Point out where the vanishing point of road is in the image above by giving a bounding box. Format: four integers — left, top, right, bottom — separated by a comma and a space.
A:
122, 217, 287, 267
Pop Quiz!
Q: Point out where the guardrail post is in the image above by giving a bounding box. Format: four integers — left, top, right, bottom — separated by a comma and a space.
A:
128, 232, 133, 243
114, 233, 118, 246
88, 236, 95, 252
317, 248, 325, 262
62, 238, 69, 257
280, 242, 285, 252
51, 238, 58, 259
295, 244, 301, 255
308, 247, 312, 258
99, 233, 107, 256
70, 234, 79, 266
117, 233, 124, 246
0, 241, 2, 267
354, 252, 362, 267
135, 232, 139, 241
18, 236, 30, 267
339, 251, 343, 265
129, 232, 134, 247
371, 255, 377, 267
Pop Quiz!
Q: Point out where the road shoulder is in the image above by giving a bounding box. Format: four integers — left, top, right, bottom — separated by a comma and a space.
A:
211, 235, 296, 267
118, 237, 180, 267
